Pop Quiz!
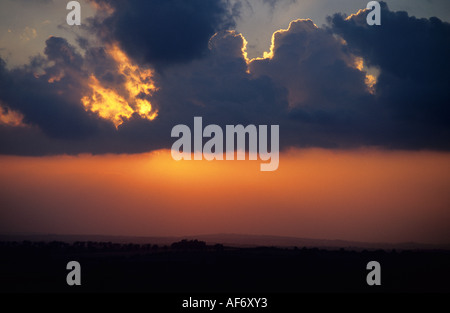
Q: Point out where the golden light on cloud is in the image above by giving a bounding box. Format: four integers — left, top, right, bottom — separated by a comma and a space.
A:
251, 19, 319, 62
238, 32, 251, 74
90, 0, 115, 15
345, 9, 367, 21
365, 74, 377, 94
82, 44, 158, 128
82, 75, 134, 127
0, 104, 26, 127
354, 57, 377, 95
47, 71, 64, 83
354, 57, 364, 71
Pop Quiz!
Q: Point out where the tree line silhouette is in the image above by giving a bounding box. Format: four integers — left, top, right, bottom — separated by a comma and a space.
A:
1, 239, 449, 293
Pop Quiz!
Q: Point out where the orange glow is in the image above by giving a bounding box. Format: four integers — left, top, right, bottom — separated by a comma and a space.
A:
81, 44, 158, 128
0, 104, 26, 127
90, 0, 115, 15
1, 149, 449, 244
353, 56, 377, 94
365, 74, 377, 94
47, 71, 64, 83
354, 57, 364, 71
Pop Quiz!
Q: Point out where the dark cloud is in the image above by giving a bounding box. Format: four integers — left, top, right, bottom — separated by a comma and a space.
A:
247, 19, 379, 148
1, 2, 450, 155
89, 0, 237, 69
329, 1, 450, 149
0, 37, 103, 140
152, 31, 288, 125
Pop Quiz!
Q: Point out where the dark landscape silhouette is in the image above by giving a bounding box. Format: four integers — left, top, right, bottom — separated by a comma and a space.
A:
1, 235, 449, 293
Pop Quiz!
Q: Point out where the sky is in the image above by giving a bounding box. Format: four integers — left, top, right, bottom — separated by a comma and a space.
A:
0, 0, 449, 244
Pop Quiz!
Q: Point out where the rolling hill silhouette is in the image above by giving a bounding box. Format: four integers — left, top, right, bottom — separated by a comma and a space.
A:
1, 233, 450, 293
1, 232, 448, 250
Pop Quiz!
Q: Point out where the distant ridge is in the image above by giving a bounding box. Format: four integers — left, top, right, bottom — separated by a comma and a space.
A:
0, 232, 448, 250
187, 233, 450, 250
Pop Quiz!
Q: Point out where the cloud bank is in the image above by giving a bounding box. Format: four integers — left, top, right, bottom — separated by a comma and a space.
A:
0, 1, 449, 155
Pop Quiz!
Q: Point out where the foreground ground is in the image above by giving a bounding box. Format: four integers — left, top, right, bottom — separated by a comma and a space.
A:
1, 240, 449, 293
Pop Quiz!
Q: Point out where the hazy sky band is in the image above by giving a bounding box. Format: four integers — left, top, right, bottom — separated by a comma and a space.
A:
1, 149, 449, 244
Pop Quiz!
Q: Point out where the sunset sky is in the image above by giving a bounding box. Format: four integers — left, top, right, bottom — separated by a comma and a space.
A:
0, 0, 449, 245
